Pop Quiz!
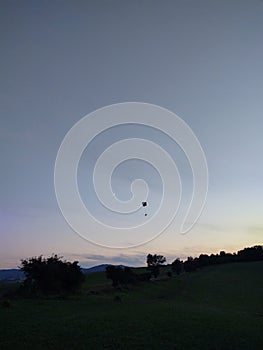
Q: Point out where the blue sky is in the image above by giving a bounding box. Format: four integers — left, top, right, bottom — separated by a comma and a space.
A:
1, 0, 263, 268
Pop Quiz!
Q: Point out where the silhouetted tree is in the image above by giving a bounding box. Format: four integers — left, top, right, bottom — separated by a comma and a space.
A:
105, 266, 137, 287
198, 254, 210, 267
184, 257, 197, 272
106, 266, 123, 287
209, 253, 219, 265
237, 245, 263, 262
20, 255, 84, 296
147, 254, 166, 278
171, 258, 183, 275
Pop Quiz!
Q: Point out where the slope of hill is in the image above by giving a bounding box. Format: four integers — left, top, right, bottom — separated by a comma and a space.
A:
0, 261, 262, 349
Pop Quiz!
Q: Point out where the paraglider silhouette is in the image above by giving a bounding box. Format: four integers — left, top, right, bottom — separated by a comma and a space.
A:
142, 202, 148, 216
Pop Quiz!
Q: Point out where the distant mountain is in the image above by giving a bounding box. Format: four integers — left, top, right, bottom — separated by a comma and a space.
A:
0, 269, 25, 282
0, 264, 129, 282
82, 264, 128, 274
82, 264, 110, 274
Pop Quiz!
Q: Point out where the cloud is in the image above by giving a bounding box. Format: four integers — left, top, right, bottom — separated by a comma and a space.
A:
62, 252, 147, 268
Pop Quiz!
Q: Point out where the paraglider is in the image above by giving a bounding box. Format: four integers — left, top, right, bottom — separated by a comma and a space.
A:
142, 202, 148, 216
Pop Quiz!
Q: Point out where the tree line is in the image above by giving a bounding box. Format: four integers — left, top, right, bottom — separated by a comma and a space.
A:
180, 245, 263, 272
15, 245, 263, 295
106, 245, 263, 286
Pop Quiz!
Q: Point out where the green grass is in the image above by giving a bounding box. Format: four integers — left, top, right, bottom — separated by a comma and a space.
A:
0, 261, 263, 349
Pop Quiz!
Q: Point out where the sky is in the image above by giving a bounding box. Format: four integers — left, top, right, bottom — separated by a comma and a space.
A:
1, 0, 263, 269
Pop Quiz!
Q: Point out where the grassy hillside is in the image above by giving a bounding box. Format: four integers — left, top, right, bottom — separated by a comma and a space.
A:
0, 261, 263, 350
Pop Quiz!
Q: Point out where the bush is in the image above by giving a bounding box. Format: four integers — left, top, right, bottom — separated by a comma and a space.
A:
20, 255, 85, 296
106, 266, 137, 287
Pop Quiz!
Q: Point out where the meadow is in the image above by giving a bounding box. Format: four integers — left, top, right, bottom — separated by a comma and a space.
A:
0, 261, 262, 350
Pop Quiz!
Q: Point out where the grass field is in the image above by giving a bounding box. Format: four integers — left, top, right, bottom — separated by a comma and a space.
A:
0, 261, 263, 349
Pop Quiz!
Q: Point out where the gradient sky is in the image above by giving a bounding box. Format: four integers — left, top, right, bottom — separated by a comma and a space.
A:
1, 0, 263, 268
